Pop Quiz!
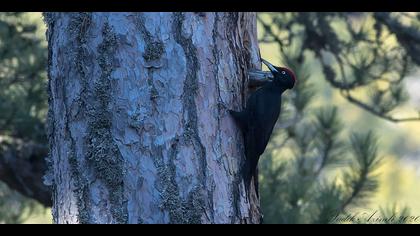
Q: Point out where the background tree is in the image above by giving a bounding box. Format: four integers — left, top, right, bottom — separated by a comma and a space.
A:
257, 12, 420, 224
0, 12, 50, 223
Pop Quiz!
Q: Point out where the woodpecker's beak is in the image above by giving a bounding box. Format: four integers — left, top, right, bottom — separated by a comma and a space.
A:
261, 58, 278, 73
248, 69, 273, 87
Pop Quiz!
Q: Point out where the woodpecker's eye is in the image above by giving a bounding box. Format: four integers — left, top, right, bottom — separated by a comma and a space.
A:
281, 71, 286, 75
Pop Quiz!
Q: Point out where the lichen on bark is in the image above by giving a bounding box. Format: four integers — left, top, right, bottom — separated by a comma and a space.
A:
151, 139, 204, 224
84, 22, 128, 224
134, 14, 165, 62
140, 12, 211, 224
67, 12, 93, 224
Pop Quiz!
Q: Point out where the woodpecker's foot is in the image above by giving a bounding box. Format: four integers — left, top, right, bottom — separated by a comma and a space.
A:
229, 110, 246, 132
217, 102, 230, 117
218, 102, 229, 111
228, 109, 240, 122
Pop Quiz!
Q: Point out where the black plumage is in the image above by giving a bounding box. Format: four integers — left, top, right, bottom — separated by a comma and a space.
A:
230, 58, 296, 194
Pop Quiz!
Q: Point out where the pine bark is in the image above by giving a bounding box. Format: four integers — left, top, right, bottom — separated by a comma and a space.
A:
44, 12, 261, 224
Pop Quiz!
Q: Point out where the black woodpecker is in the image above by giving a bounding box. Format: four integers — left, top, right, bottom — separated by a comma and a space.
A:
230, 58, 296, 194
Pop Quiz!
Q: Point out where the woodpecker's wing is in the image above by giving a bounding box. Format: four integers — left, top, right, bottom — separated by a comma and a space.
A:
241, 87, 281, 192
248, 87, 281, 157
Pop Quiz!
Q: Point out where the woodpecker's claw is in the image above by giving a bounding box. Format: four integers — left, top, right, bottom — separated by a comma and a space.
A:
261, 58, 278, 73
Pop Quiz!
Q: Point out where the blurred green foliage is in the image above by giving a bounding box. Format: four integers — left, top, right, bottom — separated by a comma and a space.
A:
0, 181, 47, 224
258, 12, 420, 224
0, 12, 48, 224
0, 12, 47, 142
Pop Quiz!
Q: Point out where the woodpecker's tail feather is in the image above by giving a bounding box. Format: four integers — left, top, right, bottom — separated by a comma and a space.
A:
242, 160, 252, 195
242, 162, 259, 197
254, 168, 259, 198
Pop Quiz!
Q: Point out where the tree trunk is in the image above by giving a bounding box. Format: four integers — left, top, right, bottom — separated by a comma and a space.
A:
44, 12, 262, 224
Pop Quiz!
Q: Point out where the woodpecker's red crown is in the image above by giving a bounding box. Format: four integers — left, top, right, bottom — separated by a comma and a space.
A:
279, 67, 297, 83
261, 58, 297, 89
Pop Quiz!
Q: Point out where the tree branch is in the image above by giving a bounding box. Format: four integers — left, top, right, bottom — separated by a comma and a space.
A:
374, 12, 420, 65
341, 91, 420, 123
0, 138, 52, 207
